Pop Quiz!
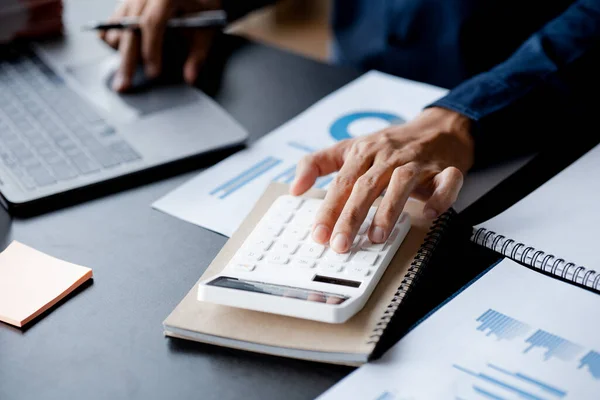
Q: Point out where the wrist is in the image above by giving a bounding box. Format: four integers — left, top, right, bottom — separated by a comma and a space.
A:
418, 106, 475, 171
421, 106, 472, 134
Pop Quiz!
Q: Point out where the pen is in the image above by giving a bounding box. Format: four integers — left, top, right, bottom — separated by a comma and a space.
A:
82, 9, 227, 31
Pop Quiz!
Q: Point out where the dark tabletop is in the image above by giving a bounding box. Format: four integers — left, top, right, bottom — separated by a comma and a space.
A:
0, 35, 362, 400
4, 32, 592, 400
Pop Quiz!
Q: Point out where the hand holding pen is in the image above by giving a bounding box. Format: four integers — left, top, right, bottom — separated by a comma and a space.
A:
98, 0, 225, 92
84, 9, 226, 31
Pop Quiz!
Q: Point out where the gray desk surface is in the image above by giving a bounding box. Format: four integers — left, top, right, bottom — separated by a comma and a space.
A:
0, 27, 540, 399
0, 35, 362, 400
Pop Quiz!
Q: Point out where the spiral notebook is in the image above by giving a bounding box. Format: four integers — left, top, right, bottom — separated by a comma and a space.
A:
163, 182, 454, 366
472, 143, 600, 293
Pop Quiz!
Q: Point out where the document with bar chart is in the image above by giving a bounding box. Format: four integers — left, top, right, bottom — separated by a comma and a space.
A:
152, 70, 446, 236
318, 259, 600, 400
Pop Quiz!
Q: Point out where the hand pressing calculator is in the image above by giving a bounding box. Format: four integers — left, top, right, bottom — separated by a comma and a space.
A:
198, 195, 411, 323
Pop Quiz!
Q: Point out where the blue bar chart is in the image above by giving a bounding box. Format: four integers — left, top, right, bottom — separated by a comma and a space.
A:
210, 156, 282, 199
469, 307, 600, 396
472, 385, 506, 400
487, 364, 567, 398
373, 391, 396, 400
270, 142, 335, 189
287, 141, 316, 153
524, 330, 584, 362
453, 363, 567, 400
476, 309, 531, 341
272, 165, 297, 184
578, 351, 600, 380
211, 141, 319, 199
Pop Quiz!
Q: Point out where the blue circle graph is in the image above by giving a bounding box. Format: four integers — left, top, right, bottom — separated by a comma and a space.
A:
329, 111, 405, 141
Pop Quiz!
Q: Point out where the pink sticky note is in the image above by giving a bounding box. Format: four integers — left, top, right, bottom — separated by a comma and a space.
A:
0, 241, 92, 327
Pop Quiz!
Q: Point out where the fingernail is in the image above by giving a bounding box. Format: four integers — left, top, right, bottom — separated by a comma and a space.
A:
331, 233, 349, 253
145, 64, 159, 79
371, 226, 385, 243
312, 224, 330, 244
112, 72, 125, 91
424, 208, 438, 219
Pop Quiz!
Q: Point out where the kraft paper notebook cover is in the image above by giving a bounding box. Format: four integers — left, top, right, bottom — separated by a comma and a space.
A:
163, 182, 454, 366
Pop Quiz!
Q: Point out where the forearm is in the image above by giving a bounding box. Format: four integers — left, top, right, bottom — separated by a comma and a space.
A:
434, 0, 600, 120
429, 0, 600, 165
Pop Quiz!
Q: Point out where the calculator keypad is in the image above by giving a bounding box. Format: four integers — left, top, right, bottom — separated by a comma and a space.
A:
227, 196, 407, 284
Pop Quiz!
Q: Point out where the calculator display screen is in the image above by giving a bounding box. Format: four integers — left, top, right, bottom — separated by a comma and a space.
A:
207, 277, 349, 305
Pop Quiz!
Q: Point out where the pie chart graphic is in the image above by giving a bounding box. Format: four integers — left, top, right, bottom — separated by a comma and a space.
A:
329, 111, 405, 141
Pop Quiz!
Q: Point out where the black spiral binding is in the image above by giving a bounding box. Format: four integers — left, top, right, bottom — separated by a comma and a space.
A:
367, 209, 455, 346
472, 227, 600, 292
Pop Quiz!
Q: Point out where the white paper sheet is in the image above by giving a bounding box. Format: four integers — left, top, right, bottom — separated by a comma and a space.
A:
476, 144, 600, 270
318, 259, 600, 400
152, 71, 447, 236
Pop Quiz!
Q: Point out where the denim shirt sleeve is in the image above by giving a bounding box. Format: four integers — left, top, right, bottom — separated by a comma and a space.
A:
430, 0, 600, 123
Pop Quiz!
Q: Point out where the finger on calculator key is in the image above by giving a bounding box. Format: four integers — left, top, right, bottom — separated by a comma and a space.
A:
329, 165, 390, 254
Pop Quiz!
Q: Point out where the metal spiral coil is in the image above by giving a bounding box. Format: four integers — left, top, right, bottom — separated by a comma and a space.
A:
367, 209, 456, 345
471, 227, 599, 291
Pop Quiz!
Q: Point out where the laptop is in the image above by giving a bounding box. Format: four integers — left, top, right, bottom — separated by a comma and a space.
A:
0, 0, 248, 212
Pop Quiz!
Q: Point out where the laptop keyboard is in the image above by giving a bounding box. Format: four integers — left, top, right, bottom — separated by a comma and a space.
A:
0, 48, 142, 191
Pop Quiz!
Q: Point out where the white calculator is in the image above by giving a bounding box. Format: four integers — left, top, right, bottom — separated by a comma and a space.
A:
197, 195, 411, 323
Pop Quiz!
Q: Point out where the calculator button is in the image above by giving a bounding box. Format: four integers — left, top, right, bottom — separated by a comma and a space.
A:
296, 201, 319, 220
233, 263, 256, 272
267, 254, 290, 264
319, 263, 343, 274
387, 228, 400, 242
325, 249, 351, 262
367, 207, 377, 218
294, 218, 314, 228
361, 240, 386, 251
238, 250, 263, 262
272, 241, 299, 254
298, 243, 326, 258
267, 210, 293, 224
283, 226, 309, 241
346, 265, 370, 278
352, 251, 379, 266
276, 195, 304, 210
259, 224, 284, 237
358, 220, 371, 235
351, 235, 363, 249
247, 239, 274, 252
291, 258, 315, 269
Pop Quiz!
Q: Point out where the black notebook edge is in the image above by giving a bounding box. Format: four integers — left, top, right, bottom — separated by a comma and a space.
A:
368, 208, 495, 361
